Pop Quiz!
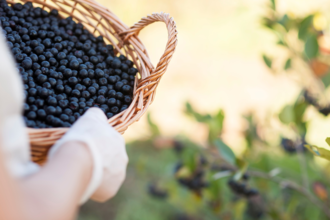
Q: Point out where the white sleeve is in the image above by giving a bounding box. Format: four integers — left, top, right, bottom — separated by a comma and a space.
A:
0, 29, 40, 178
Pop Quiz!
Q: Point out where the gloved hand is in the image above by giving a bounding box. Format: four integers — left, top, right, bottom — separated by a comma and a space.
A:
48, 107, 128, 204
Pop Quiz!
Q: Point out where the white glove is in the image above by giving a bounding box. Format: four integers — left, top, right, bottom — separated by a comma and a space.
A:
48, 107, 128, 204
0, 30, 40, 178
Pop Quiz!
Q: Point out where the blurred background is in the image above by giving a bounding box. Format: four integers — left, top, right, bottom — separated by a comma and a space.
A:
78, 0, 330, 219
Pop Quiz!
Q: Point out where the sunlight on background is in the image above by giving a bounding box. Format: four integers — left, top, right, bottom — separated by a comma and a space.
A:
96, 0, 330, 154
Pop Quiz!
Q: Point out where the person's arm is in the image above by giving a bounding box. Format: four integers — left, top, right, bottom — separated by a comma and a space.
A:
20, 141, 93, 220
0, 138, 24, 220
0, 141, 93, 220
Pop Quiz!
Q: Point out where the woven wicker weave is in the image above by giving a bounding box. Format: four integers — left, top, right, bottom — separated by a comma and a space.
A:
6, 0, 178, 164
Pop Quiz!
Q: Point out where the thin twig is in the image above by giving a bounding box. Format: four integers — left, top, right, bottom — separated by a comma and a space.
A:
297, 146, 310, 191
290, 129, 310, 191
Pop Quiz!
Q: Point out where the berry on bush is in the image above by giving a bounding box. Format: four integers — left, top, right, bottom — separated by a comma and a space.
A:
227, 179, 259, 198
281, 137, 307, 154
147, 183, 168, 199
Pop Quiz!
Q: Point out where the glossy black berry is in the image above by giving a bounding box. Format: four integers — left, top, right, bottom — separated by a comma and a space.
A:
35, 99, 44, 108
63, 108, 72, 116
110, 106, 119, 114
58, 99, 68, 108
46, 106, 56, 115
81, 90, 90, 99
82, 78, 91, 86
69, 60, 79, 69
59, 114, 69, 121
63, 68, 72, 77
122, 85, 131, 93
128, 67, 138, 75
21, 59, 32, 69
37, 74, 47, 83
73, 112, 81, 119
106, 112, 113, 118
51, 117, 63, 127
91, 82, 99, 90
88, 86, 96, 95
71, 89, 80, 97
99, 77, 107, 85
79, 69, 88, 78
120, 106, 127, 111
67, 101, 78, 112
111, 58, 121, 69
124, 95, 132, 103
107, 98, 116, 106
115, 81, 124, 90
68, 116, 75, 123
68, 76, 78, 86
97, 95, 105, 104
37, 109, 46, 119
47, 97, 57, 106
107, 89, 116, 98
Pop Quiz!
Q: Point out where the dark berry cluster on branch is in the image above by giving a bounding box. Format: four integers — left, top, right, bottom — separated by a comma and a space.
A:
174, 162, 209, 193
227, 177, 259, 198
0, 1, 138, 128
303, 90, 330, 116
280, 137, 307, 154
147, 183, 168, 199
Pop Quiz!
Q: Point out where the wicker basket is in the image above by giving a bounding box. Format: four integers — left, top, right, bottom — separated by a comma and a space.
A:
6, 0, 178, 164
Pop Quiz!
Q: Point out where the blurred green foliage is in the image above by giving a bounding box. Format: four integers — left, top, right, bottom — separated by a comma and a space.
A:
78, 0, 330, 219
79, 99, 330, 219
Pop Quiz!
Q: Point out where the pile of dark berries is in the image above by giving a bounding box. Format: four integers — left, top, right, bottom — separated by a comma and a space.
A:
0, 0, 138, 128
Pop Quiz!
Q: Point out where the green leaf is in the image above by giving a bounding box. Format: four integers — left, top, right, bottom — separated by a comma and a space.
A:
262, 17, 275, 29
208, 178, 222, 202
298, 15, 314, 40
296, 122, 307, 135
185, 102, 211, 123
233, 200, 247, 220
215, 110, 224, 129
277, 39, 286, 46
293, 99, 308, 124
208, 110, 225, 143
236, 158, 247, 170
305, 144, 330, 161
147, 113, 160, 136
185, 102, 193, 115
278, 14, 290, 31
233, 158, 248, 181
304, 34, 319, 59
279, 105, 294, 124
214, 139, 236, 165
321, 72, 330, 88
325, 137, 330, 146
270, 0, 276, 10
262, 54, 272, 68
284, 58, 291, 70
244, 115, 259, 148
182, 148, 197, 172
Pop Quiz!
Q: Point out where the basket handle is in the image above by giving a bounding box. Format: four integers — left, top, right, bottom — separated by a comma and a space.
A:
120, 12, 178, 82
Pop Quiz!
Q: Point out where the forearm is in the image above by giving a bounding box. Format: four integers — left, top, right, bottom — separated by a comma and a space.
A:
19, 141, 93, 220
